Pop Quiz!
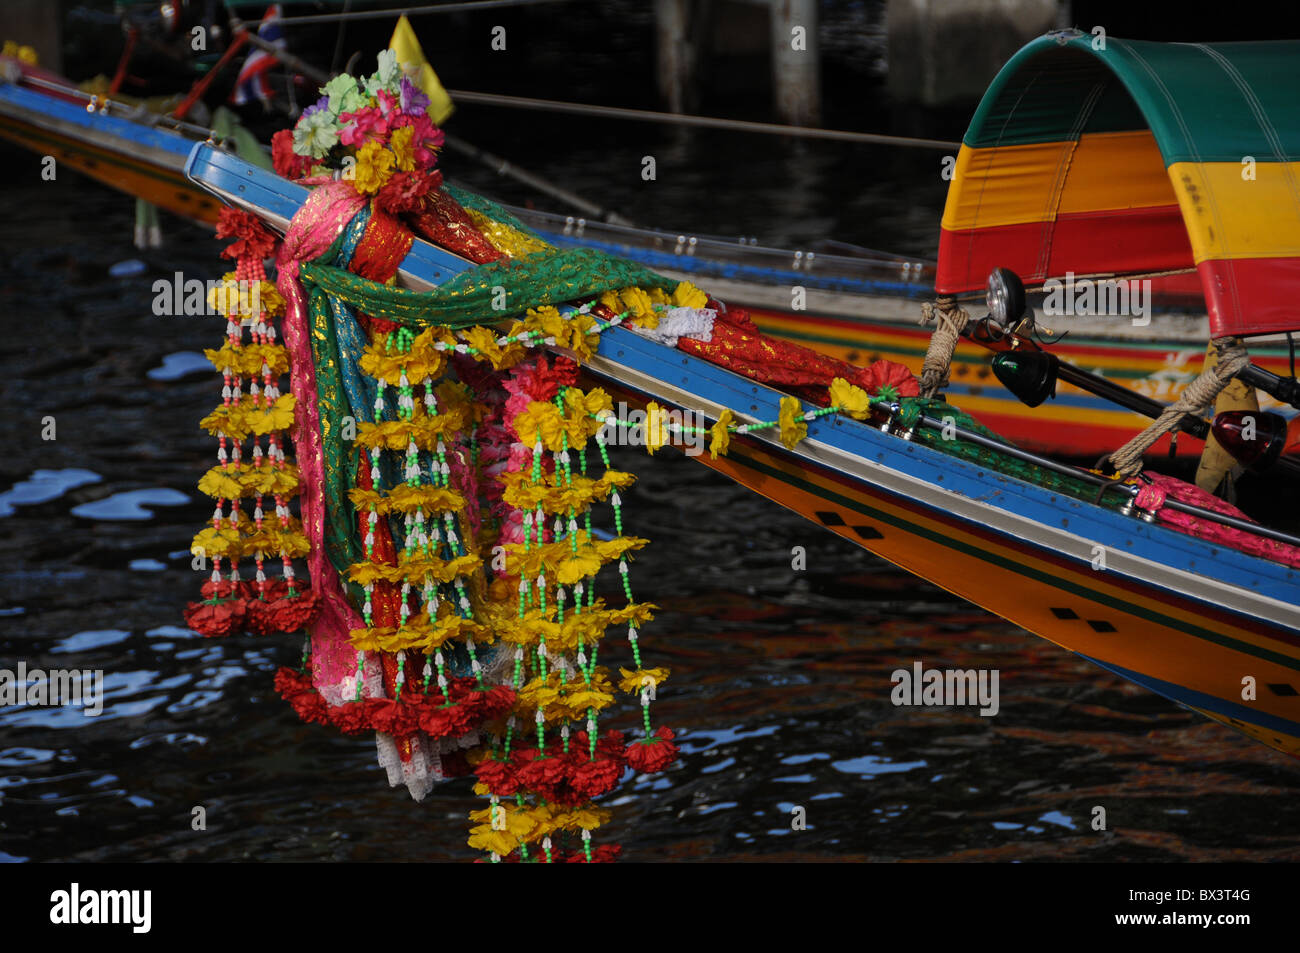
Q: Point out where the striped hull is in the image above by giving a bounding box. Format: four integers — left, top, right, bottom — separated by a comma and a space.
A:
580, 328, 1300, 757
179, 137, 1300, 761
0, 99, 222, 224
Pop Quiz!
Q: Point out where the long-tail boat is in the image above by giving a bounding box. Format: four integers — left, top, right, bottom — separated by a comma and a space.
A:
4, 47, 1292, 459
8, 27, 1297, 863
175, 28, 1300, 772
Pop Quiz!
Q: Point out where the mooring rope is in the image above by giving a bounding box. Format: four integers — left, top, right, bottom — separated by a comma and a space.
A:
917, 297, 970, 398
1106, 337, 1249, 477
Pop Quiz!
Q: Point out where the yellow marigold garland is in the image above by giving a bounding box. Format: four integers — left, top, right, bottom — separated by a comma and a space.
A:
187, 217, 314, 642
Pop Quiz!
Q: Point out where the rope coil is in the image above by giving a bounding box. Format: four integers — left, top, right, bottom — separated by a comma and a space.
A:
917, 296, 970, 398
1106, 337, 1249, 478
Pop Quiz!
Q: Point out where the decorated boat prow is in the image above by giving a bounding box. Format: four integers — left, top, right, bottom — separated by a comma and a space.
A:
88, 32, 1300, 861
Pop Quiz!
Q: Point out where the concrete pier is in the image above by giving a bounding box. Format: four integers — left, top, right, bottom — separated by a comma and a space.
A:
656, 0, 822, 126
769, 0, 820, 126
655, 0, 698, 115
886, 0, 1066, 106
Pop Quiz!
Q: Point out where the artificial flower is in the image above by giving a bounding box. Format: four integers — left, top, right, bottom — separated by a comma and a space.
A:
618, 666, 670, 696
274, 668, 330, 727
571, 757, 622, 799
851, 358, 920, 399
292, 108, 340, 159
475, 758, 522, 796
322, 72, 365, 116
828, 376, 873, 419
388, 124, 418, 172
399, 75, 430, 116
778, 395, 808, 449
374, 169, 438, 215
339, 105, 388, 147
353, 140, 396, 195
247, 588, 322, 635
625, 726, 678, 774
373, 87, 398, 117
561, 844, 622, 863
371, 49, 401, 94
709, 408, 734, 459
644, 401, 668, 454
215, 207, 277, 261
183, 597, 247, 638
392, 112, 444, 168
671, 280, 708, 309
301, 95, 330, 119
272, 128, 314, 180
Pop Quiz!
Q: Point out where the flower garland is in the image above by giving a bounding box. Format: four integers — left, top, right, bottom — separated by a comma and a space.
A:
183, 44, 925, 862
272, 49, 446, 220
247, 49, 693, 856
185, 208, 322, 639
459, 346, 679, 863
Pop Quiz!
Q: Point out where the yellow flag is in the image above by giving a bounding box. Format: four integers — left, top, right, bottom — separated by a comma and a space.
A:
389, 14, 454, 125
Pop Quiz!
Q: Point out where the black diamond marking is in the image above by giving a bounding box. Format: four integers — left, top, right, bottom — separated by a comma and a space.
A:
1086, 620, 1116, 633
1050, 608, 1079, 619
851, 524, 884, 540
1267, 683, 1299, 697
815, 510, 846, 526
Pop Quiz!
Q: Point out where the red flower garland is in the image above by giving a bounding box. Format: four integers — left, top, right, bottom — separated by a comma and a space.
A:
624, 726, 678, 774
184, 580, 322, 638
214, 207, 277, 262
473, 729, 632, 805
272, 668, 516, 742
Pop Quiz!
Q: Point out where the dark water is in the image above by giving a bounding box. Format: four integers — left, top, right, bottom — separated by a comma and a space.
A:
3, 1, 1300, 863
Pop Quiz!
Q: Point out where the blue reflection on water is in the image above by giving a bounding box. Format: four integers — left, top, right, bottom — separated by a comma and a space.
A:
0, 469, 102, 517
71, 488, 190, 521
146, 351, 211, 381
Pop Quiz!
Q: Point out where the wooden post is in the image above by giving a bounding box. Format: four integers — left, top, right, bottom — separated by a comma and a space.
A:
887, 0, 1064, 106
655, 0, 693, 114
770, 0, 820, 126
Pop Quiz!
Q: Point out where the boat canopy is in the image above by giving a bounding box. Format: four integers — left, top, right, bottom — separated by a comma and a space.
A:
936, 32, 1300, 338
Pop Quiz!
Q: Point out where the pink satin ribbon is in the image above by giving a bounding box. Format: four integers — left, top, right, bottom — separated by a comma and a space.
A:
275, 182, 369, 692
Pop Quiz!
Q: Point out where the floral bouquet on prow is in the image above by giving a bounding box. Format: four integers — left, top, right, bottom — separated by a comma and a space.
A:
273, 49, 446, 215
